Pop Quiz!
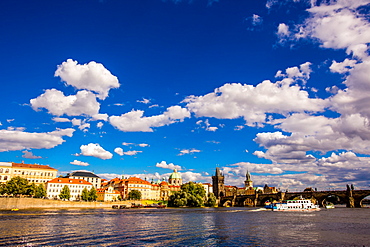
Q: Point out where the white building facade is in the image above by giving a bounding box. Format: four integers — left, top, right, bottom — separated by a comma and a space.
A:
46, 178, 93, 200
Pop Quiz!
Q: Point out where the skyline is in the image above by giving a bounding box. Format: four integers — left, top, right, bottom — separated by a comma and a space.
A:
1, 0, 370, 191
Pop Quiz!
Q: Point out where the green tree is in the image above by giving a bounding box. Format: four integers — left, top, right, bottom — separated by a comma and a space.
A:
34, 184, 47, 198
28, 183, 37, 196
89, 187, 97, 201
5, 176, 31, 196
168, 182, 208, 207
81, 187, 89, 201
0, 183, 6, 195
168, 191, 188, 207
181, 182, 206, 198
59, 185, 71, 200
128, 189, 141, 200
205, 193, 217, 207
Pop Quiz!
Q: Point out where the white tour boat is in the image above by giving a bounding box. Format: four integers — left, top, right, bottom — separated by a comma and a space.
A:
272, 199, 320, 211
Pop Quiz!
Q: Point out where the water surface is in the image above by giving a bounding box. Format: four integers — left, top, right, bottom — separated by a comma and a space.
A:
0, 207, 369, 246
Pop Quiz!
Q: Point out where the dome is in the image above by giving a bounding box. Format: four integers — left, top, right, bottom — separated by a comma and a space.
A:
169, 169, 182, 179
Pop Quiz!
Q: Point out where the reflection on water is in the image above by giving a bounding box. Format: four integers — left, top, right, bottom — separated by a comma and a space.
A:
0, 207, 369, 246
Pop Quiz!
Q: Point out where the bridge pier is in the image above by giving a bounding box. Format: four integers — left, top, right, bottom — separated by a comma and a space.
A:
347, 196, 355, 208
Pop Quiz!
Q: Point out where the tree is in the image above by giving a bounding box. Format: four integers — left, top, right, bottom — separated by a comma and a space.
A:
128, 190, 141, 200
5, 176, 32, 196
0, 183, 6, 195
34, 184, 46, 198
81, 188, 89, 201
168, 182, 208, 207
89, 187, 97, 201
59, 185, 71, 200
181, 182, 206, 199
28, 183, 37, 196
205, 193, 217, 207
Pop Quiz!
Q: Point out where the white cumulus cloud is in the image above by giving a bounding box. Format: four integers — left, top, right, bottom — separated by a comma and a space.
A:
0, 128, 74, 152
78, 143, 113, 160
156, 161, 182, 170
70, 160, 90, 166
109, 105, 190, 132
30, 89, 100, 117
54, 59, 120, 100
184, 81, 327, 127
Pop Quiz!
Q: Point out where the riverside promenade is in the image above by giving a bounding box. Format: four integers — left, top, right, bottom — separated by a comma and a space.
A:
0, 197, 136, 210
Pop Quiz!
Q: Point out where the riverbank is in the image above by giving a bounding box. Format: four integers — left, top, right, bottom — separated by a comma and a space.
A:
0, 197, 138, 210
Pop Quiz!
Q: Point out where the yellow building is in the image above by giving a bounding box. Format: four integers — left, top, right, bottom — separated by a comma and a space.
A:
97, 186, 121, 201
0, 162, 57, 185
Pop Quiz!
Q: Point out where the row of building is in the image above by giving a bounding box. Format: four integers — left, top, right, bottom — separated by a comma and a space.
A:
0, 162, 208, 201
0, 161, 277, 202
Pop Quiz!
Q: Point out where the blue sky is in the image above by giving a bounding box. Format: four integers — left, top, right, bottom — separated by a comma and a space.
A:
1, 0, 370, 191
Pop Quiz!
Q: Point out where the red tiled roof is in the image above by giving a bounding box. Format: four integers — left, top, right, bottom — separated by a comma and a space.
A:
12, 162, 57, 170
169, 185, 180, 188
160, 181, 168, 185
126, 177, 151, 185
47, 178, 92, 185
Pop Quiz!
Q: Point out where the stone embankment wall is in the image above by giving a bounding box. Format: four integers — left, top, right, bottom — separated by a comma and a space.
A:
0, 197, 135, 210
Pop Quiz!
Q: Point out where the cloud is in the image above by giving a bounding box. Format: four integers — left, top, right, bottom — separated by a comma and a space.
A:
109, 105, 190, 132
156, 161, 182, 170
275, 62, 312, 84
329, 58, 357, 74
184, 81, 327, 127
30, 89, 100, 117
114, 147, 142, 156
70, 160, 90, 166
77, 143, 113, 160
114, 147, 124, 156
92, 114, 109, 121
277, 23, 290, 36
252, 14, 263, 26
121, 142, 149, 147
178, 148, 201, 156
54, 59, 120, 100
123, 150, 142, 156
301, 2, 370, 53
138, 143, 149, 147
0, 128, 74, 152
52, 117, 71, 123
207, 126, 218, 132
71, 118, 90, 132
137, 98, 151, 104
22, 150, 42, 159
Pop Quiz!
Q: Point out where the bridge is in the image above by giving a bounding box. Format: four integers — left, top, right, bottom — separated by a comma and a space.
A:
220, 189, 370, 208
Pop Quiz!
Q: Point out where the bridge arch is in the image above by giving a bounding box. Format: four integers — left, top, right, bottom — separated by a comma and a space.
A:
223, 200, 232, 207
257, 194, 281, 205
353, 191, 370, 208
243, 198, 254, 206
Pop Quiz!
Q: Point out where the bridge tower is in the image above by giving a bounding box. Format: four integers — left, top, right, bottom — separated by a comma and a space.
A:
212, 167, 225, 199
244, 170, 253, 188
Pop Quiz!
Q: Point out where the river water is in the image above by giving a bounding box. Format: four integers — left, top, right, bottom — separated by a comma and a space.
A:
0, 207, 369, 246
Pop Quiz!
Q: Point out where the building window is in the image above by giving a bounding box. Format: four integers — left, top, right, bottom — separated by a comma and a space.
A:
5, 169, 9, 173
4, 176, 8, 181
0, 168, 3, 173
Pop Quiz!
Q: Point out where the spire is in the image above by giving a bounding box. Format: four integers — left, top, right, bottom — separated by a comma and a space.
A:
246, 170, 251, 181
216, 167, 222, 176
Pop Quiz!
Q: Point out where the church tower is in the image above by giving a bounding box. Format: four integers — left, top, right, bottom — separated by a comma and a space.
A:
244, 170, 253, 188
212, 167, 225, 199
